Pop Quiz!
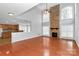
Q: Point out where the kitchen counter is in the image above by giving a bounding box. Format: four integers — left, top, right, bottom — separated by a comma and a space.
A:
2, 30, 23, 39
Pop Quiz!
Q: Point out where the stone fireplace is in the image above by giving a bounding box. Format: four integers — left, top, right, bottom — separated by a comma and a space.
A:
50, 5, 59, 37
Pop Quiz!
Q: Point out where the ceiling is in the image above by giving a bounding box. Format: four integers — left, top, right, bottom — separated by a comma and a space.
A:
0, 3, 58, 24
0, 3, 38, 18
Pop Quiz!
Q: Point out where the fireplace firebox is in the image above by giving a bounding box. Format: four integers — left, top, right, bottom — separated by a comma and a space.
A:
52, 32, 57, 37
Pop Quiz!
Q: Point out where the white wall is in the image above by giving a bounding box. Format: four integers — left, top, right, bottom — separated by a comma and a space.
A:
12, 5, 42, 43
21, 6, 42, 35
75, 3, 79, 47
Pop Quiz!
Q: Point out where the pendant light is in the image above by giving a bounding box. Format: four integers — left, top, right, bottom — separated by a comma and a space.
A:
44, 3, 49, 14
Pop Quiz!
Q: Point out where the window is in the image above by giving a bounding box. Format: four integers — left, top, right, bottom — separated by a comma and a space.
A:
43, 26, 50, 36
60, 6, 74, 39
60, 25, 73, 38
19, 24, 31, 32
27, 25, 31, 32
43, 13, 50, 36
61, 6, 73, 19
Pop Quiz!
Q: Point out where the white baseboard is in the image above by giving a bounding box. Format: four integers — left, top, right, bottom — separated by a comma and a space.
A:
59, 37, 74, 40
75, 40, 79, 47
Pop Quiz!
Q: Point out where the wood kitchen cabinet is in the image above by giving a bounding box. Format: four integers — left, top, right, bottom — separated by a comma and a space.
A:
0, 24, 19, 31
0, 25, 2, 28
0, 24, 19, 39
2, 32, 11, 39
11, 25, 19, 31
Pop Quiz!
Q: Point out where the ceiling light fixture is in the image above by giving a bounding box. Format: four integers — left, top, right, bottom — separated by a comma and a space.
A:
44, 3, 49, 14
8, 12, 15, 16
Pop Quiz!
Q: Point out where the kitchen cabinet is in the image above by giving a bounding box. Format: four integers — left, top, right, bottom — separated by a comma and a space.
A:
0, 24, 19, 31
2, 32, 11, 39
0, 24, 19, 39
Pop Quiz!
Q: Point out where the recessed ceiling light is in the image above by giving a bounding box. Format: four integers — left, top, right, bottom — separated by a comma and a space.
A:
8, 12, 15, 16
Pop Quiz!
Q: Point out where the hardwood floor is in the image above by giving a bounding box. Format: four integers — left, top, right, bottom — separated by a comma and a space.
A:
0, 36, 79, 56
